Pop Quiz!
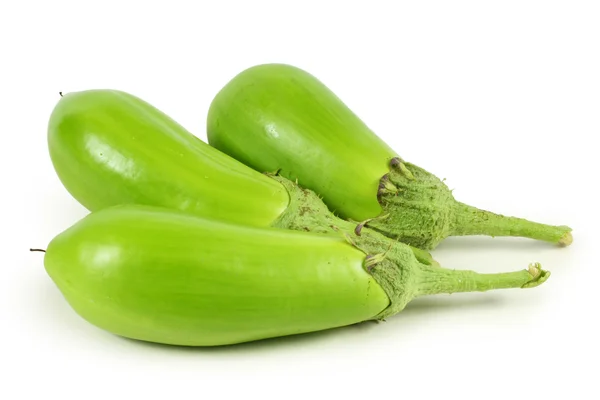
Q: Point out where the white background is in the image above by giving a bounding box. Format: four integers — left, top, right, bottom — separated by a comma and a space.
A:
1, 1, 598, 398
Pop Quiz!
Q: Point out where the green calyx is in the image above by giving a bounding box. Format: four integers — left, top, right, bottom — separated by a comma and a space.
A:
269, 174, 438, 267
366, 249, 550, 320
367, 158, 573, 250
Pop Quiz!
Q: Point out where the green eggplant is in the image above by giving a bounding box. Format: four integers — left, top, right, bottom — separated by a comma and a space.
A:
206, 63, 573, 250
42, 205, 549, 346
48, 89, 435, 266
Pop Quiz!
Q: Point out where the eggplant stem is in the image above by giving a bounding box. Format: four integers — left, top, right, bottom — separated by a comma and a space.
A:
452, 202, 573, 246
415, 262, 550, 297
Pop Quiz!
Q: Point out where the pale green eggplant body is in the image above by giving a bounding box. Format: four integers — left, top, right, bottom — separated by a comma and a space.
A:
207, 64, 393, 221
44, 206, 550, 345
44, 206, 389, 346
207, 64, 573, 250
48, 90, 289, 227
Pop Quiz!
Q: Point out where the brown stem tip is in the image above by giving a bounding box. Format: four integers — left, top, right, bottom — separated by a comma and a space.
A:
558, 232, 573, 246
354, 223, 365, 236
30, 248, 46, 253
389, 157, 401, 168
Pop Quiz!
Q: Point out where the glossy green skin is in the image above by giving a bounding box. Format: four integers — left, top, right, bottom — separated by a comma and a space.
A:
207, 64, 397, 222
45, 206, 389, 346
48, 90, 289, 227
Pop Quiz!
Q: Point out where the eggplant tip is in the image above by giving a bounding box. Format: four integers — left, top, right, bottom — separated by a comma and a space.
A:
558, 231, 573, 246
522, 263, 550, 289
